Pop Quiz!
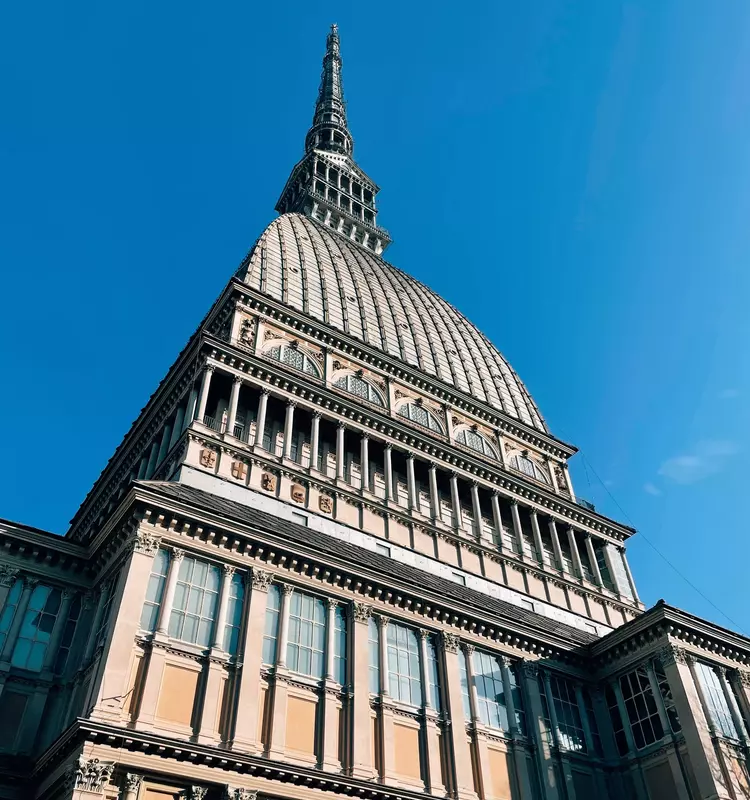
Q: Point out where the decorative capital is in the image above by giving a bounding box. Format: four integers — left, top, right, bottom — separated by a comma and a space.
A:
233, 374, 244, 384
326, 597, 339, 611
499, 655, 514, 669
352, 601, 372, 623
227, 790, 258, 800
657, 644, 688, 667
442, 632, 460, 653
419, 628, 431, 641
737, 670, 750, 688
171, 547, 185, 563
124, 773, 144, 792
222, 564, 237, 578
61, 588, 76, 602
376, 613, 390, 631
26, 576, 40, 589
312, 410, 322, 420
133, 528, 161, 556
521, 661, 539, 679
250, 569, 273, 591
0, 565, 19, 588
73, 757, 115, 792
188, 788, 209, 800
281, 583, 295, 597
261, 387, 271, 396
460, 641, 475, 656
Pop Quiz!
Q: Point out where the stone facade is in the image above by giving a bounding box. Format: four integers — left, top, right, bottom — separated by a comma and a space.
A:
0, 24, 748, 800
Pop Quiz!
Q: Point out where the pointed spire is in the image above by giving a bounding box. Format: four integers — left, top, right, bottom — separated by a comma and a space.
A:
304, 23, 353, 156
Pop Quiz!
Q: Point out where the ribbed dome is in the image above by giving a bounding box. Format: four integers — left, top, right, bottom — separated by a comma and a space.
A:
240, 213, 547, 432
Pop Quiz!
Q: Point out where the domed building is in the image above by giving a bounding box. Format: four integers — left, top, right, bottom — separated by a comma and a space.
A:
0, 24, 749, 800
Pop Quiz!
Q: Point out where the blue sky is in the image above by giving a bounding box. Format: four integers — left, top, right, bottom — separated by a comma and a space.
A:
2, 1, 749, 632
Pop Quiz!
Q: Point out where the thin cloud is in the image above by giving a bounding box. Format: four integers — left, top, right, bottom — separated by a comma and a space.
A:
658, 440, 739, 485
643, 482, 662, 496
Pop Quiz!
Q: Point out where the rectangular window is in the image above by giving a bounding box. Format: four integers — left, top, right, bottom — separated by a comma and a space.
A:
472, 649, 510, 731
594, 544, 616, 591
549, 674, 587, 752
459, 647, 472, 719
426, 634, 442, 712
287, 590, 325, 678
508, 663, 527, 735
168, 557, 221, 647
375, 543, 391, 557
11, 584, 62, 672
222, 571, 245, 655
139, 548, 169, 632
605, 685, 629, 756
333, 604, 347, 684
262, 584, 281, 665
694, 661, 741, 740
653, 658, 681, 733
583, 688, 602, 756
368, 616, 380, 693
620, 666, 664, 749
53, 593, 82, 675
94, 577, 117, 651
539, 674, 554, 746
386, 622, 422, 706
0, 579, 23, 653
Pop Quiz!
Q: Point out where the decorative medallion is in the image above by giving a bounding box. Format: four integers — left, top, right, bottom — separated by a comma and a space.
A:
200, 449, 216, 468
261, 472, 277, 493
319, 494, 333, 513
231, 461, 247, 480
290, 484, 306, 504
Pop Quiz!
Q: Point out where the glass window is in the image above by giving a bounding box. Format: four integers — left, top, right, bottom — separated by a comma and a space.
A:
619, 666, 664, 749
265, 342, 321, 377
0, 579, 23, 653
140, 548, 170, 632
456, 428, 498, 459
426, 634, 442, 712
583, 689, 602, 756
333, 604, 347, 684
653, 658, 681, 733
549, 674, 586, 752
11, 584, 62, 671
594, 545, 616, 592
262, 584, 281, 665
287, 590, 326, 678
386, 622, 422, 706
368, 616, 380, 694
509, 453, 549, 483
168, 557, 220, 647
472, 649, 510, 731
539, 674, 554, 746
605, 684, 629, 756
53, 594, 82, 675
508, 663, 527, 735
694, 662, 742, 740
459, 648, 472, 719
397, 402, 444, 434
333, 373, 384, 406
222, 571, 245, 655
94, 578, 117, 652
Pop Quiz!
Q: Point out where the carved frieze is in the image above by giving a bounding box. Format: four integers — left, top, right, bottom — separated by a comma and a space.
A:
227, 789, 258, 800
319, 494, 333, 514
291, 484, 306, 504
200, 448, 217, 469
237, 316, 257, 350
231, 461, 248, 480
261, 472, 277, 493
72, 758, 115, 792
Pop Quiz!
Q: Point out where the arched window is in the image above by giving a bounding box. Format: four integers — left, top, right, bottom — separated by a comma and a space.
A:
264, 341, 321, 378
509, 453, 550, 484
333, 373, 384, 406
397, 402, 444, 434
454, 428, 498, 459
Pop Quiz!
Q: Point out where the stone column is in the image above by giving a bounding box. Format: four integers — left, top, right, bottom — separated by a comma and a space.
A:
530, 510, 545, 565
562, 464, 576, 501
283, 400, 296, 459
470, 483, 483, 541
450, 473, 463, 531
321, 598, 342, 772
361, 435, 370, 492
268, 583, 295, 760
212, 565, 236, 650
510, 501, 524, 559
407, 454, 418, 511
384, 445, 394, 502
143, 440, 160, 480
254, 388, 269, 449
350, 603, 375, 779
428, 464, 440, 522
120, 773, 143, 800
584, 534, 603, 586
547, 458, 559, 492
548, 519, 564, 572
442, 634, 477, 800
490, 493, 505, 551
0, 577, 35, 662
522, 664, 561, 800
310, 411, 321, 471
42, 589, 75, 672
276, 583, 293, 670
566, 528, 584, 579
184, 386, 199, 429
227, 375, 242, 437
0, 567, 20, 629
169, 405, 186, 449
377, 615, 389, 696
621, 548, 641, 603
502, 657, 534, 800
336, 423, 346, 480
156, 421, 173, 464
155, 548, 184, 636
196, 364, 215, 423
419, 629, 445, 796
231, 569, 273, 754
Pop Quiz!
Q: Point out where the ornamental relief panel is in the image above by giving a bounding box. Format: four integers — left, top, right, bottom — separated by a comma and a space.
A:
235, 314, 257, 351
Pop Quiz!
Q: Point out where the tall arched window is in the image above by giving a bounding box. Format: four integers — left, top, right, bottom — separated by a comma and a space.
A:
397, 401, 444, 434
333, 373, 384, 406
264, 341, 321, 378
509, 453, 550, 484
454, 428, 498, 459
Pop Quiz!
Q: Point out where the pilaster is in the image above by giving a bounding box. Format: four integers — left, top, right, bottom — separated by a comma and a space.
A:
350, 602, 376, 780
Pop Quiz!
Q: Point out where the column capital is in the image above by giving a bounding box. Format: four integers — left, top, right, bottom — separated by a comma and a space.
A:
337, 421, 346, 430
529, 507, 538, 517
361, 432, 369, 441
656, 643, 689, 667
286, 399, 297, 408
326, 597, 339, 611
132, 528, 162, 556
521, 661, 540, 679
123, 773, 144, 792
204, 363, 216, 373
509, 498, 519, 507
222, 564, 237, 578
280, 583, 295, 597
232, 373, 244, 384
187, 787, 208, 800
0, 565, 19, 588
428, 461, 437, 472
260, 387, 271, 396
499, 655, 514, 669
384, 442, 393, 451
61, 588, 76, 601
26, 576, 39, 589
312, 409, 322, 419
418, 628, 431, 641
351, 601, 372, 622
460, 641, 475, 656
376, 613, 390, 631
442, 631, 460, 653
249, 568, 273, 591
170, 547, 185, 562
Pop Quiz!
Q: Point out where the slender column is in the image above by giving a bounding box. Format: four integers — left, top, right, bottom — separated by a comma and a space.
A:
137, 454, 148, 479
562, 464, 576, 500
567, 527, 584, 578
490, 493, 504, 550
0, 577, 36, 662
530, 510, 545, 565
428, 464, 440, 522
184, 386, 199, 428
621, 548, 641, 603
155, 548, 184, 636
283, 400, 296, 459
121, 774, 143, 800
350, 603, 375, 779
584, 534, 604, 586
325, 598, 337, 681
548, 519, 564, 571
406, 454, 418, 510
276, 584, 294, 669
156, 422, 172, 464
462, 643, 480, 723
418, 630, 432, 709
502, 658, 535, 800
612, 679, 637, 753
500, 657, 519, 735
384, 444, 394, 501
0, 568, 19, 619
336, 423, 346, 480
42, 589, 75, 671
227, 375, 242, 436
419, 629, 445, 796
510, 500, 524, 558
212, 565, 236, 650
82, 585, 108, 662
377, 615, 389, 695
470, 483, 483, 540
310, 411, 321, 471
361, 435, 370, 491
450, 473, 463, 530
442, 634, 477, 800
254, 388, 270, 448
144, 441, 159, 479
547, 458, 559, 492
522, 665, 561, 800
196, 365, 215, 423
169, 406, 186, 449
542, 671, 562, 748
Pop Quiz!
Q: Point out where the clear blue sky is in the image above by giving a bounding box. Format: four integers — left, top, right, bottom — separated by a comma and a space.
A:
2, 1, 749, 633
